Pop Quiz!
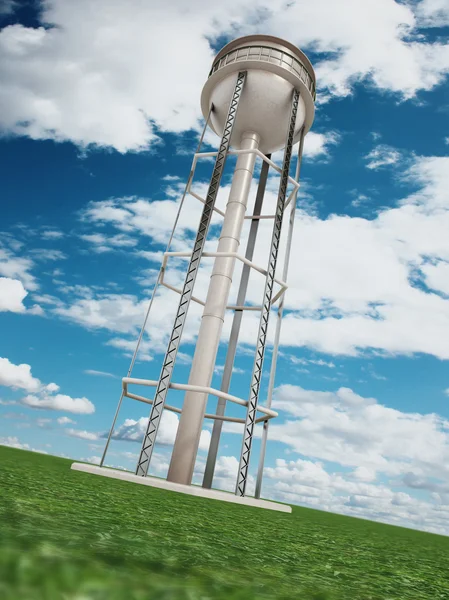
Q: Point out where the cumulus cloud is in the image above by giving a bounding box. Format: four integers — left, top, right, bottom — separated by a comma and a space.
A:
110, 412, 211, 451
0, 435, 48, 454
66, 428, 98, 441
79, 233, 138, 253
29, 248, 67, 262
270, 131, 341, 165
302, 131, 340, 159
0, 246, 37, 291
263, 457, 449, 535
54, 293, 150, 335
416, 0, 449, 27
40, 229, 64, 240
0, 356, 95, 414
57, 416, 76, 425
364, 145, 402, 169
22, 393, 95, 414
0, 0, 17, 16
82, 455, 102, 464
0, 277, 27, 312
0, 0, 448, 151
0, 357, 42, 391
268, 384, 449, 483
212, 381, 449, 533
250, 0, 449, 100
0, 435, 30, 450
48, 151, 449, 362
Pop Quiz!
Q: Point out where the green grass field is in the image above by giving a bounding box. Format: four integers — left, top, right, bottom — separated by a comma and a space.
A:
1, 446, 449, 599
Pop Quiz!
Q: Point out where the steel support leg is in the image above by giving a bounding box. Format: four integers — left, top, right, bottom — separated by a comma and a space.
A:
254, 126, 305, 499
235, 89, 300, 497
202, 154, 271, 489
135, 72, 246, 477
99, 106, 214, 469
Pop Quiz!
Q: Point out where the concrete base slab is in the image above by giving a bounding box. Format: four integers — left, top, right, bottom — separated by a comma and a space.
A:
71, 463, 291, 513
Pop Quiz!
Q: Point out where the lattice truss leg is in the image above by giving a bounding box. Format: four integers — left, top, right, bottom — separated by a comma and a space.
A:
236, 89, 300, 497
135, 71, 247, 477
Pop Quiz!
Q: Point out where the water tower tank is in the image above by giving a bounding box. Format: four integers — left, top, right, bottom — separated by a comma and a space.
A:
201, 34, 316, 154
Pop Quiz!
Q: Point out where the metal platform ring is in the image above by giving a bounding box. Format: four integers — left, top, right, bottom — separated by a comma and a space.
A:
187, 149, 299, 221
124, 391, 248, 424
192, 148, 300, 195
187, 189, 226, 218
163, 251, 288, 290
122, 377, 278, 419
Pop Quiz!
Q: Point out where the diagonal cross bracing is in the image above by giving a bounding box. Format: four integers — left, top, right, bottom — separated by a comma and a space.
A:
135, 72, 247, 477
235, 88, 300, 497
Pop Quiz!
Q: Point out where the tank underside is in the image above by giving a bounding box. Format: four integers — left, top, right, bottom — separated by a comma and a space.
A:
205, 69, 306, 154
201, 36, 315, 154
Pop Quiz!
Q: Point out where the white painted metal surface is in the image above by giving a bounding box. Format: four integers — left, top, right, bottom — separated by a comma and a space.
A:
71, 463, 292, 513
122, 377, 278, 419
201, 35, 315, 153
167, 131, 260, 485
95, 34, 316, 508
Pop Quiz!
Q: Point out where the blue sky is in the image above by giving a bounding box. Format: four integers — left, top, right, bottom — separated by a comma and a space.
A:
1, 0, 449, 535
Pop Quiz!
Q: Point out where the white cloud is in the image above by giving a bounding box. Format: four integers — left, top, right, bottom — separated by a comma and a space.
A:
111, 412, 211, 451
268, 384, 449, 484
288, 355, 335, 368
57, 416, 76, 425
302, 131, 340, 159
0, 1, 17, 16
0, 435, 48, 454
226, 153, 449, 359
84, 369, 117, 378
215, 380, 449, 533
421, 261, 449, 295
111, 414, 178, 445
54, 294, 149, 334
352, 466, 377, 482
0, 356, 42, 391
263, 457, 449, 535
214, 364, 245, 375
27, 304, 45, 316
0, 435, 30, 450
45, 382, 60, 393
29, 249, 67, 262
0, 1, 448, 152
249, 0, 449, 100
365, 145, 401, 169
79, 195, 207, 244
0, 357, 94, 414
0, 247, 37, 290
0, 277, 27, 312
52, 152, 449, 362
41, 229, 64, 240
67, 428, 98, 441
79, 232, 137, 253
351, 193, 371, 208
22, 393, 95, 414
270, 131, 341, 166
416, 0, 449, 27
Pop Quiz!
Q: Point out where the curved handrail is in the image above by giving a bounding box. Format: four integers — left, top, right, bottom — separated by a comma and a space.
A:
208, 44, 316, 100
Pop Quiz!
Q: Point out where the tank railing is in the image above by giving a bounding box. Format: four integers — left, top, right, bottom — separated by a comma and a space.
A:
121, 378, 278, 426
209, 44, 316, 99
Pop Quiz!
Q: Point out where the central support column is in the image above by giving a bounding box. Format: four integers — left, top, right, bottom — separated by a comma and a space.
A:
167, 131, 260, 485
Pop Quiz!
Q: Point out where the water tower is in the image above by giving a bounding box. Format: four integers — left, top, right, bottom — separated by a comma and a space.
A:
72, 35, 316, 512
